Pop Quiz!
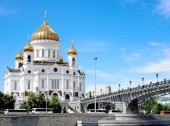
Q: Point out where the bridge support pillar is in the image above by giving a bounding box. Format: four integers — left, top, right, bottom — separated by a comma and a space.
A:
114, 102, 126, 113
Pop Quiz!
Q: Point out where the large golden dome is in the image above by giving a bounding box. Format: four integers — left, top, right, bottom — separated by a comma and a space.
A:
68, 44, 77, 55
15, 52, 23, 60
31, 21, 59, 41
24, 43, 34, 52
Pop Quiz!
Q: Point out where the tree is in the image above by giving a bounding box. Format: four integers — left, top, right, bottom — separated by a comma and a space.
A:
140, 98, 157, 114
140, 98, 170, 114
37, 93, 46, 108
0, 91, 15, 110
152, 103, 163, 114
3, 94, 15, 109
20, 92, 46, 110
49, 96, 61, 113
20, 101, 29, 109
20, 92, 61, 112
0, 92, 4, 110
27, 92, 37, 110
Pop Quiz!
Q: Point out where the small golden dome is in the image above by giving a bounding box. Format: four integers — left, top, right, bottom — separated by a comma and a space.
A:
59, 56, 64, 62
31, 21, 59, 41
15, 52, 23, 60
24, 43, 34, 52
68, 44, 77, 55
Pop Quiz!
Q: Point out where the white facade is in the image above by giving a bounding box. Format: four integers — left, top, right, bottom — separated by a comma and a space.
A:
4, 19, 85, 107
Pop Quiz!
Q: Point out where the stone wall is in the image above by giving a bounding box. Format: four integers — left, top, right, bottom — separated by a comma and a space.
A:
0, 113, 108, 126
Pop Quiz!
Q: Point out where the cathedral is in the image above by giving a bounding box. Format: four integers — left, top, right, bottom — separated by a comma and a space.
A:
4, 15, 86, 108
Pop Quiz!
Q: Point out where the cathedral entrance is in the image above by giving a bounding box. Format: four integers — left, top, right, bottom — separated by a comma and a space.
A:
65, 94, 70, 100
53, 93, 58, 97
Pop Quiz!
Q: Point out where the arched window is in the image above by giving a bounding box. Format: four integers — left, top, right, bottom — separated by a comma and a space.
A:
66, 80, 69, 89
14, 81, 17, 90
72, 58, 75, 66
28, 80, 31, 89
53, 50, 55, 58
48, 49, 50, 57
53, 93, 58, 97
42, 49, 45, 57
18, 63, 22, 67
79, 83, 82, 91
65, 94, 70, 100
36, 49, 39, 57
28, 55, 31, 62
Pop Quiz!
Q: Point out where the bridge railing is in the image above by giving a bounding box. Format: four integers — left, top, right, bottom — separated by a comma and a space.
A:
82, 79, 170, 102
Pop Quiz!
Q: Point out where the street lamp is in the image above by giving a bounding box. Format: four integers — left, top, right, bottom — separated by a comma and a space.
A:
129, 81, 132, 91
93, 57, 97, 113
142, 77, 144, 85
118, 84, 121, 92
156, 74, 159, 83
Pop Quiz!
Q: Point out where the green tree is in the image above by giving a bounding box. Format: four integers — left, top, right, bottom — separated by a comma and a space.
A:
0, 92, 4, 110
37, 93, 46, 108
140, 98, 170, 114
3, 94, 15, 109
27, 92, 37, 110
152, 102, 163, 114
20, 92, 61, 112
0, 92, 15, 110
20, 101, 29, 109
140, 98, 157, 114
49, 96, 61, 113
164, 103, 170, 111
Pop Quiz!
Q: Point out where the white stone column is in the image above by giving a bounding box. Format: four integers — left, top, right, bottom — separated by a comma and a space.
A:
77, 74, 80, 101
70, 71, 74, 101
61, 66, 65, 101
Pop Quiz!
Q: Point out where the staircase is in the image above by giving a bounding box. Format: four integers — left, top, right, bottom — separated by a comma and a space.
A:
67, 105, 79, 113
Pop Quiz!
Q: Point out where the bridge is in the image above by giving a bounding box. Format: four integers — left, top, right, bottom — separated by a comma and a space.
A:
79, 79, 170, 113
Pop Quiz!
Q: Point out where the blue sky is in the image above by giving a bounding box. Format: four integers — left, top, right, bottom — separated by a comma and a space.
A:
1, 0, 170, 94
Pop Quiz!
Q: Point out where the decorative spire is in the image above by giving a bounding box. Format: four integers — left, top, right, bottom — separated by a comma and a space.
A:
24, 36, 34, 52
31, 11, 59, 42
44, 10, 47, 22
27, 35, 30, 43
68, 39, 77, 55
71, 38, 74, 48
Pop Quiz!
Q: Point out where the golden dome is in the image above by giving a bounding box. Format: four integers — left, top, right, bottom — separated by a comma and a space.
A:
59, 56, 64, 62
31, 21, 59, 41
24, 43, 34, 52
15, 52, 23, 60
68, 44, 77, 55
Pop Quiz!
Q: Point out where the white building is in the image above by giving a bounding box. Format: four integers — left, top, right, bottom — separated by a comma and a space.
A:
4, 16, 85, 108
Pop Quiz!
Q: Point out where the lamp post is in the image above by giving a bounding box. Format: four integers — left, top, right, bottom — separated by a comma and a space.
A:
129, 81, 132, 91
156, 74, 159, 83
118, 84, 121, 92
142, 77, 144, 85
93, 57, 97, 113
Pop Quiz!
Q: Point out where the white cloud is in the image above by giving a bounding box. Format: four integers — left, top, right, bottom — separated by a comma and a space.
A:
78, 41, 109, 53
131, 58, 170, 73
124, 0, 139, 3
0, 7, 16, 15
86, 69, 115, 82
148, 42, 161, 46
130, 43, 170, 73
156, 0, 170, 18
120, 48, 140, 61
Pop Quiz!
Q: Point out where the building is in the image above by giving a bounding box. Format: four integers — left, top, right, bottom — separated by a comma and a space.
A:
105, 86, 111, 94
4, 15, 86, 108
